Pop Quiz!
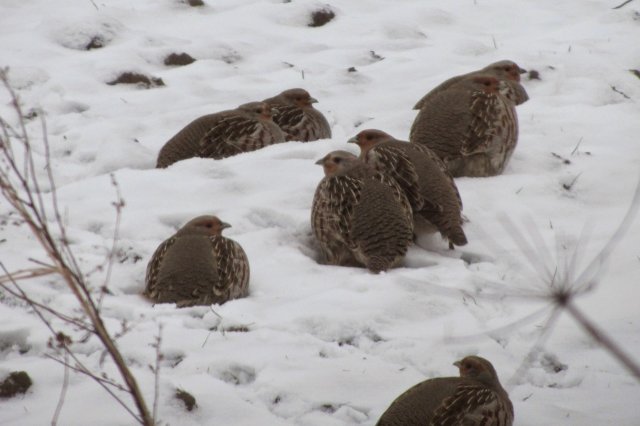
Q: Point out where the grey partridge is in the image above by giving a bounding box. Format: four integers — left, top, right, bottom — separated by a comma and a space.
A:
414, 60, 529, 109
377, 355, 514, 426
349, 129, 467, 249
156, 102, 285, 168
410, 75, 519, 177
263, 88, 332, 142
311, 151, 413, 273
144, 215, 250, 307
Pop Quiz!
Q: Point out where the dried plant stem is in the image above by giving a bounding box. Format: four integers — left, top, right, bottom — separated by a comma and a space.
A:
564, 300, 640, 380
0, 68, 153, 425
51, 351, 70, 426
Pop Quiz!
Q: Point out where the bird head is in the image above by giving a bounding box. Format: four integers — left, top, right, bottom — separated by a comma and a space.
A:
454, 355, 501, 386
347, 129, 396, 157
278, 88, 318, 108
238, 101, 273, 120
470, 76, 501, 94
486, 60, 527, 82
179, 215, 231, 237
315, 150, 360, 177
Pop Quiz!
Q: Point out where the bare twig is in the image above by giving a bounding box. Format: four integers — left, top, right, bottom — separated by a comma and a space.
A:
612, 0, 634, 9
610, 85, 631, 99
564, 300, 640, 380
0, 68, 153, 425
152, 324, 163, 423
51, 351, 70, 426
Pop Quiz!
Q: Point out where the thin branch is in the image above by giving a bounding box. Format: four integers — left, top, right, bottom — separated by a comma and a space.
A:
152, 324, 163, 423
613, 0, 635, 10
45, 355, 141, 422
0, 69, 153, 425
51, 351, 70, 426
564, 301, 640, 380
0, 266, 57, 284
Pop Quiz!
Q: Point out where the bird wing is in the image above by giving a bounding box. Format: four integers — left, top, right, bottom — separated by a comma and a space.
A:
371, 169, 416, 227
462, 92, 501, 156
199, 115, 263, 159
369, 145, 425, 212
431, 384, 506, 426
270, 103, 306, 141
144, 236, 176, 300
312, 175, 364, 248
208, 236, 250, 300
410, 143, 463, 209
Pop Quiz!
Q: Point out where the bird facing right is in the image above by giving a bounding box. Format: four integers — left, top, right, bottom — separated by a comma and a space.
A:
376, 355, 514, 426
144, 215, 250, 307
263, 88, 332, 142
311, 151, 414, 273
413, 59, 529, 109
410, 75, 519, 177
156, 101, 285, 168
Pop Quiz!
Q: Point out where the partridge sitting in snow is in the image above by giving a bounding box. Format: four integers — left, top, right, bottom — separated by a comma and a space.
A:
377, 355, 514, 426
144, 215, 250, 307
410, 75, 519, 177
156, 102, 285, 168
311, 151, 413, 273
349, 129, 466, 249
413, 60, 529, 109
263, 88, 332, 141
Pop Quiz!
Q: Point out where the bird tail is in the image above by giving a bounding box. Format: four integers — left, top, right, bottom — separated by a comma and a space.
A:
448, 227, 468, 247
366, 256, 391, 274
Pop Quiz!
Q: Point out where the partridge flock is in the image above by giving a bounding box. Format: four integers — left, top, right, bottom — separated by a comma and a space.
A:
144, 60, 527, 424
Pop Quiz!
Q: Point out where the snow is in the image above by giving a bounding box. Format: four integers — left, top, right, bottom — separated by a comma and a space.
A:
1, 0, 639, 425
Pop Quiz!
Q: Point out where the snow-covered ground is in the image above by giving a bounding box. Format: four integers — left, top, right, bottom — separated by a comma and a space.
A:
1, 0, 639, 424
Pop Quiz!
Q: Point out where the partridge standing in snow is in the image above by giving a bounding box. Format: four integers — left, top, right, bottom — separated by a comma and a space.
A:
311, 151, 413, 273
413, 60, 529, 109
263, 88, 332, 141
144, 215, 250, 307
349, 129, 467, 248
410, 76, 519, 177
377, 355, 514, 426
156, 102, 285, 168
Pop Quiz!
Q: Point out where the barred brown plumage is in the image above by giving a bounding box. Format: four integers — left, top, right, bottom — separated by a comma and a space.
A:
377, 356, 513, 426
156, 102, 285, 168
311, 151, 413, 273
413, 60, 529, 109
144, 215, 250, 307
349, 129, 467, 248
410, 75, 519, 177
263, 88, 331, 142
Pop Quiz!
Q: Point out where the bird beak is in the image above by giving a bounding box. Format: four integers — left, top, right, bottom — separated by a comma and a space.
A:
309, 97, 318, 104
220, 222, 231, 229
347, 136, 358, 144
314, 158, 324, 165
453, 360, 462, 368
519, 68, 527, 74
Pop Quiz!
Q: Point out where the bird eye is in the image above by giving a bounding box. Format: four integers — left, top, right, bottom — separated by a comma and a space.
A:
256, 109, 262, 113
484, 81, 491, 86
334, 158, 342, 164
366, 135, 373, 140
206, 223, 213, 228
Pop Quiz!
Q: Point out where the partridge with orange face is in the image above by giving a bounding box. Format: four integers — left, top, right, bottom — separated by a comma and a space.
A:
156, 102, 285, 168
350, 129, 466, 248
263, 88, 331, 141
377, 355, 514, 426
144, 215, 250, 307
311, 151, 413, 273
410, 76, 519, 177
414, 60, 529, 109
